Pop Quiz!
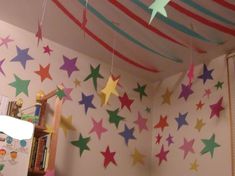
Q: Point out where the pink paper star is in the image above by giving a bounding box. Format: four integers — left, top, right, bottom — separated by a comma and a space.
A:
0, 35, 14, 48
35, 22, 42, 46
89, 118, 107, 140
63, 86, 73, 103
155, 133, 162, 144
118, 92, 134, 111
187, 63, 194, 84
134, 112, 148, 133
43, 45, 53, 55
203, 88, 211, 98
155, 145, 169, 165
179, 138, 195, 159
44, 170, 55, 176
209, 97, 224, 119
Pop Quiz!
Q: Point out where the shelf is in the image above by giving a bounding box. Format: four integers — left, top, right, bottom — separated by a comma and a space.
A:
34, 125, 49, 138
28, 168, 45, 176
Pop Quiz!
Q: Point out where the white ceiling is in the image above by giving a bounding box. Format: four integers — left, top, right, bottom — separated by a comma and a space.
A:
0, 0, 234, 81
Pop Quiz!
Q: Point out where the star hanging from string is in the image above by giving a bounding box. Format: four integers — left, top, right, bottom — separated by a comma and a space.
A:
131, 148, 145, 166
0, 35, 14, 48
101, 76, 119, 105
56, 87, 66, 100
179, 138, 195, 159
161, 88, 173, 105
74, 78, 81, 88
79, 93, 96, 114
196, 100, 204, 110
195, 118, 205, 132
155, 133, 162, 144
133, 83, 147, 101
214, 81, 224, 90
98, 92, 107, 107
155, 145, 169, 165
119, 124, 136, 145
71, 134, 91, 156
84, 64, 104, 91
187, 63, 194, 84
198, 64, 214, 84
35, 21, 43, 46
190, 160, 199, 172
154, 115, 169, 132
118, 92, 134, 111
200, 134, 220, 158
111, 74, 122, 87
175, 112, 188, 130
9, 74, 30, 96
149, 0, 171, 24
0, 59, 5, 76
107, 108, 125, 128
101, 146, 117, 168
34, 64, 52, 82
89, 118, 107, 140
203, 88, 211, 98
60, 115, 77, 137
134, 112, 148, 133
166, 133, 174, 146
11, 46, 34, 69
43, 45, 53, 55
209, 97, 224, 119
178, 83, 194, 101
60, 55, 79, 77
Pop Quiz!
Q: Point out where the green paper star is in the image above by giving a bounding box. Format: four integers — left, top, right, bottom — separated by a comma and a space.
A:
9, 74, 30, 96
56, 87, 66, 100
84, 64, 104, 91
107, 108, 125, 128
133, 83, 147, 101
71, 134, 90, 156
145, 107, 151, 113
201, 134, 220, 158
149, 0, 170, 24
214, 81, 224, 90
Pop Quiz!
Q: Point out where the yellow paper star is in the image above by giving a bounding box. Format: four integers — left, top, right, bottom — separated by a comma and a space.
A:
190, 159, 199, 171
131, 148, 145, 165
60, 115, 77, 137
101, 76, 119, 105
98, 92, 106, 106
44, 124, 54, 134
73, 78, 81, 87
195, 118, 205, 132
161, 88, 173, 105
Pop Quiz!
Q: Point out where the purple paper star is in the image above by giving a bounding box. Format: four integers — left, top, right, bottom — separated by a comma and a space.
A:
166, 134, 174, 146
60, 55, 79, 77
209, 97, 224, 119
0, 59, 5, 76
119, 124, 136, 145
175, 112, 188, 130
178, 83, 193, 101
198, 64, 214, 84
79, 92, 96, 114
0, 35, 14, 48
11, 46, 34, 69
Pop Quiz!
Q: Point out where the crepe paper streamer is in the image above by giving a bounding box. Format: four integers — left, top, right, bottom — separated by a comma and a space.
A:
213, 0, 235, 11
78, 0, 181, 63
181, 0, 235, 26
52, 0, 158, 73
108, 0, 206, 54
169, 1, 235, 37
131, 0, 221, 44
149, 0, 170, 23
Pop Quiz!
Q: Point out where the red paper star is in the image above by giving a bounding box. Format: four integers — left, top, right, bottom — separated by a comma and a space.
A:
154, 115, 169, 132
35, 22, 42, 46
155, 145, 169, 165
43, 45, 53, 55
0, 35, 14, 48
34, 64, 52, 82
187, 63, 194, 84
210, 97, 224, 119
111, 74, 122, 87
118, 92, 134, 111
155, 133, 162, 144
203, 88, 211, 98
196, 100, 204, 110
101, 146, 117, 168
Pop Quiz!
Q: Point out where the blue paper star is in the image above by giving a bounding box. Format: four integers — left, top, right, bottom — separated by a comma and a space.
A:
11, 46, 33, 69
198, 64, 214, 84
79, 93, 96, 114
119, 124, 136, 145
178, 83, 193, 101
175, 112, 188, 130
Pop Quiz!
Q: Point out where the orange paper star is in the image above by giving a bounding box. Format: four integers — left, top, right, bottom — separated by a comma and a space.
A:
35, 64, 52, 82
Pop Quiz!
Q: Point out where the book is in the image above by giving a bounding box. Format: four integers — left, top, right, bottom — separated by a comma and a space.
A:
34, 136, 47, 171
0, 95, 9, 115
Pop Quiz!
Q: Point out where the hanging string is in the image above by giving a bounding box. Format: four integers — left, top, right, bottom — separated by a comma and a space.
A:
40, 0, 48, 25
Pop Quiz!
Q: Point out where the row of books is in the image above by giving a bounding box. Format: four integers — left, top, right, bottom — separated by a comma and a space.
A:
29, 134, 51, 171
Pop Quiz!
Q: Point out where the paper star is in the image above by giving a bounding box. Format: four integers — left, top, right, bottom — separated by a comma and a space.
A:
166, 134, 174, 146
215, 81, 224, 90
155, 133, 162, 144
203, 88, 211, 98
119, 124, 136, 145
175, 112, 188, 130
60, 115, 77, 137
11, 46, 34, 69
56, 87, 66, 100
134, 112, 148, 133
149, 0, 170, 24
195, 118, 205, 132
0, 59, 5, 76
34, 64, 52, 82
145, 107, 151, 113
98, 92, 107, 106
73, 78, 81, 87
154, 115, 169, 132
155, 145, 169, 165
111, 74, 122, 87
9, 74, 30, 96
118, 92, 134, 111
198, 64, 214, 84
43, 45, 53, 55
190, 160, 199, 172
131, 148, 145, 165
101, 146, 117, 168
133, 83, 147, 101
44, 170, 55, 176
201, 134, 220, 158
161, 88, 173, 105
209, 97, 224, 119
60, 55, 79, 77
71, 134, 90, 156
44, 124, 54, 134
84, 64, 104, 91
179, 138, 195, 159
0, 35, 14, 48
178, 83, 193, 101
187, 63, 194, 84
107, 108, 124, 128
35, 22, 43, 46
196, 100, 204, 110
89, 118, 107, 140
101, 76, 119, 105
79, 93, 96, 114
62, 86, 73, 103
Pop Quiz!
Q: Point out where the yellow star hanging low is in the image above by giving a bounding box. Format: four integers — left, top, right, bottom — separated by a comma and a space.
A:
190, 159, 199, 171
101, 76, 119, 105
161, 88, 173, 105
60, 115, 77, 137
131, 148, 145, 165
44, 124, 54, 134
98, 92, 107, 107
195, 118, 205, 132
73, 78, 81, 87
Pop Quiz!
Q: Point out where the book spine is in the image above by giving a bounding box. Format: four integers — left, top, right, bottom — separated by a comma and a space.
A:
34, 137, 47, 171
28, 137, 36, 169
30, 138, 38, 168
